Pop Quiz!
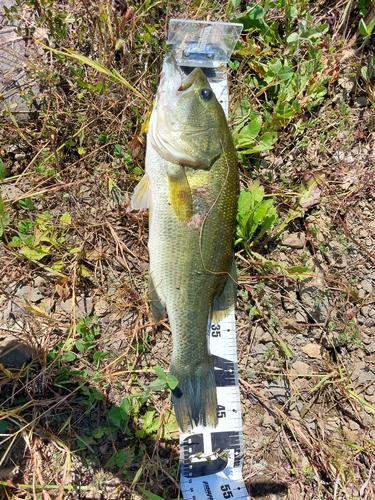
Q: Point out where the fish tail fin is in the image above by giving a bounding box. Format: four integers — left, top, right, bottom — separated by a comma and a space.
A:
170, 358, 218, 431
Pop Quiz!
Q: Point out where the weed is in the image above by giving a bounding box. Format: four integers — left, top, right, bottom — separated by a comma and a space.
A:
236, 180, 277, 253
0, 191, 10, 240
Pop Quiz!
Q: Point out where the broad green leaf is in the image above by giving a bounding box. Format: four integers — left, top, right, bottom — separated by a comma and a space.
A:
285, 266, 311, 276
105, 449, 132, 468
109, 403, 129, 427
250, 132, 278, 152
154, 364, 166, 380
278, 66, 294, 81
76, 263, 92, 276
149, 379, 165, 391
142, 408, 159, 432
286, 32, 298, 45
19, 246, 50, 261
235, 115, 262, 148
361, 65, 369, 80
0, 420, 9, 433
359, 18, 370, 36
60, 212, 72, 225
166, 374, 179, 390
275, 334, 293, 358
18, 197, 34, 210
0, 213, 9, 238
75, 340, 86, 352
62, 351, 76, 362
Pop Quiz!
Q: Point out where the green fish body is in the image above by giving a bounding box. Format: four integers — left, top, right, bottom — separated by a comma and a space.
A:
131, 56, 238, 431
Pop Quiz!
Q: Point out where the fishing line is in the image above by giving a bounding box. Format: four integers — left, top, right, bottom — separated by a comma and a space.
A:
197, 139, 233, 279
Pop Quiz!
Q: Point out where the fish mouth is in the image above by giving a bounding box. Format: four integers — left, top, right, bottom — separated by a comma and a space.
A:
159, 55, 203, 94
159, 55, 182, 94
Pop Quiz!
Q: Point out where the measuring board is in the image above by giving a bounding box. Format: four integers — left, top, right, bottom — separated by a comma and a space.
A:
167, 20, 249, 500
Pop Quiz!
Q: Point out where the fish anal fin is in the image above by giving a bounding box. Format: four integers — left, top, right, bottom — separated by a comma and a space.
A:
167, 165, 193, 222
211, 259, 237, 324
149, 276, 166, 323
129, 175, 151, 211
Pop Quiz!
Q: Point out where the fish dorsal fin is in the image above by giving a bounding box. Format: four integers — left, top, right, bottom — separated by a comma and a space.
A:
211, 258, 237, 324
129, 175, 151, 211
167, 164, 193, 222
149, 276, 166, 323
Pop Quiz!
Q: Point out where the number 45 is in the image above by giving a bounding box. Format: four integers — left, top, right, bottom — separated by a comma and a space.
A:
221, 484, 233, 498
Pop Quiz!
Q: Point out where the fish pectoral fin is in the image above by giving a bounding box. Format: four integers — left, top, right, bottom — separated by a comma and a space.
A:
149, 277, 166, 323
128, 175, 151, 211
211, 258, 237, 324
167, 164, 193, 222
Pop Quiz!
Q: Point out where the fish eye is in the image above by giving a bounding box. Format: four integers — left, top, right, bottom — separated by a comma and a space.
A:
200, 88, 212, 101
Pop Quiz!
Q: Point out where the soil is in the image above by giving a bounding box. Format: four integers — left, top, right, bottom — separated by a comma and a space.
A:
0, 1, 375, 499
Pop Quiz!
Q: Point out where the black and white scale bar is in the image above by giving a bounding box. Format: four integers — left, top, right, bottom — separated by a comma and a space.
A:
179, 309, 249, 500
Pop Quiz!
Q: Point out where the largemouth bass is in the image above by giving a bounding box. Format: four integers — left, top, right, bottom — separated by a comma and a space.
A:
130, 55, 238, 431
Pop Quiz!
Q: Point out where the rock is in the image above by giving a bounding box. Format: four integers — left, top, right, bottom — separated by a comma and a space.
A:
299, 284, 330, 323
94, 298, 109, 317
361, 305, 371, 316
296, 310, 308, 323
361, 332, 371, 345
253, 344, 269, 356
352, 365, 375, 383
34, 276, 46, 288
0, 0, 44, 119
326, 241, 348, 268
365, 393, 375, 404
338, 76, 356, 94
281, 232, 306, 249
325, 417, 340, 432
293, 377, 310, 391
1, 184, 24, 201
355, 96, 368, 107
366, 341, 375, 354
281, 286, 297, 311
262, 413, 274, 426
290, 360, 311, 376
348, 419, 360, 431
267, 380, 288, 403
29, 287, 44, 303
301, 343, 322, 358
59, 296, 94, 316
0, 337, 35, 369
361, 279, 373, 294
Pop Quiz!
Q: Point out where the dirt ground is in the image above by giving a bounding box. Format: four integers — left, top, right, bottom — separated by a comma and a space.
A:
0, 1, 375, 499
